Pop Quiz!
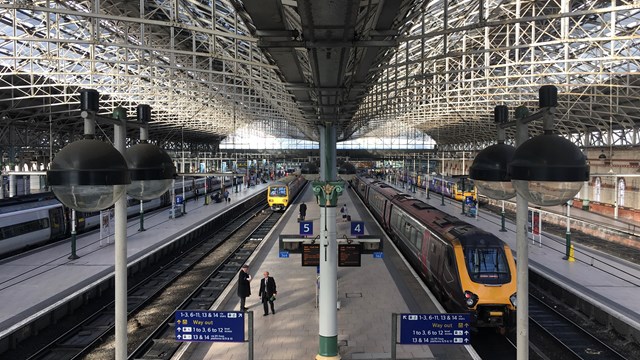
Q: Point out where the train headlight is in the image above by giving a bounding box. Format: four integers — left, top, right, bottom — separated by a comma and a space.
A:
510, 293, 517, 307
464, 291, 478, 308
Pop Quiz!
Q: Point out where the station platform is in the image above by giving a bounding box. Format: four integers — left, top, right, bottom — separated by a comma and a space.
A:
0, 182, 269, 340
179, 184, 478, 360
400, 183, 640, 331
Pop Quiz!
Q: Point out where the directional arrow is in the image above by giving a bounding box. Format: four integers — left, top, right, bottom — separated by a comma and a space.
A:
177, 335, 182, 339
177, 327, 182, 332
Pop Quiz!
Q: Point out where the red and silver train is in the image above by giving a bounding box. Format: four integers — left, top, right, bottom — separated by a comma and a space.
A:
0, 176, 236, 258
352, 175, 517, 328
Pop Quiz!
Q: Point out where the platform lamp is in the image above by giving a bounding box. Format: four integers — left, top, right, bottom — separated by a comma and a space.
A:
469, 105, 516, 232
125, 104, 176, 232
47, 90, 132, 360
469, 85, 589, 360
47, 89, 130, 260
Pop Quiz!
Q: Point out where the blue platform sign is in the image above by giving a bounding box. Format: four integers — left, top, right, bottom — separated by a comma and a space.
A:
175, 310, 244, 342
373, 251, 384, 259
279, 251, 290, 258
351, 221, 365, 236
399, 313, 471, 345
300, 221, 313, 236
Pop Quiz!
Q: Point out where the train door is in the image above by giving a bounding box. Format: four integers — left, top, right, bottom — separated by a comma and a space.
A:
419, 230, 430, 278
441, 246, 457, 301
383, 201, 391, 227
49, 207, 66, 240
427, 240, 443, 289
75, 210, 87, 232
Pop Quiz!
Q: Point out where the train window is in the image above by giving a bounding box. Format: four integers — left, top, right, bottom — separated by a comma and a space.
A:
269, 186, 287, 197
463, 246, 511, 284
0, 218, 50, 240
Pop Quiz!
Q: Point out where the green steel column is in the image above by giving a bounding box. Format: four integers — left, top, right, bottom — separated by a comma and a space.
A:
313, 124, 342, 360
68, 209, 79, 260
564, 200, 572, 260
138, 200, 146, 232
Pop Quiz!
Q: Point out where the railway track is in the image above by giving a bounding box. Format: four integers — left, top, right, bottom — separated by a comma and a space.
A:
529, 294, 628, 360
127, 211, 282, 360
26, 203, 279, 360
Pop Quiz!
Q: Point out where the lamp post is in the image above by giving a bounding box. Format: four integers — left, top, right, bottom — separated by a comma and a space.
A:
48, 90, 175, 360
460, 177, 466, 215
426, 153, 430, 199
125, 104, 176, 231
470, 86, 589, 360
563, 199, 573, 260
48, 90, 131, 360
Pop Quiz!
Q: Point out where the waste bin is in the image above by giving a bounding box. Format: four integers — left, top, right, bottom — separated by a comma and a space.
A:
582, 199, 589, 211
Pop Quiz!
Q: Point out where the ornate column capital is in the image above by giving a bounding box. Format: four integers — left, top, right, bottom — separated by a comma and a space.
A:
312, 181, 344, 207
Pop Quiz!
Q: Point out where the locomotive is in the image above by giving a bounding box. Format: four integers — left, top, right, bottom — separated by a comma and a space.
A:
352, 175, 516, 328
0, 176, 237, 258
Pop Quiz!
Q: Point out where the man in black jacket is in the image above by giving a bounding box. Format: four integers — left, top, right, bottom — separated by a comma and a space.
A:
299, 203, 307, 221
259, 271, 277, 316
237, 264, 251, 311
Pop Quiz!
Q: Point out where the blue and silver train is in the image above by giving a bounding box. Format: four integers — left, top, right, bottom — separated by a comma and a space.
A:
0, 176, 236, 258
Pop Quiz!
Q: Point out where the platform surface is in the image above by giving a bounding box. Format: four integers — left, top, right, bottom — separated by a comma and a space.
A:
0, 182, 268, 336
181, 184, 476, 360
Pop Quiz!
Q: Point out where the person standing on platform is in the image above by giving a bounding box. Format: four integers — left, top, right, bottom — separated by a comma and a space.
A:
340, 204, 349, 221
299, 203, 307, 221
224, 189, 230, 203
237, 264, 252, 311
259, 271, 277, 316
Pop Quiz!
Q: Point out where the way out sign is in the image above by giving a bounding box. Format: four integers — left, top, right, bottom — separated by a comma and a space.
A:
175, 310, 244, 342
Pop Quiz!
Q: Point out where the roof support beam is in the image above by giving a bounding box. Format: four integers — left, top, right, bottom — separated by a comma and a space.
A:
257, 40, 399, 48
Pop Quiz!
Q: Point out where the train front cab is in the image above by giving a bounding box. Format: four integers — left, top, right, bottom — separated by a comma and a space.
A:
456, 240, 517, 328
267, 184, 289, 211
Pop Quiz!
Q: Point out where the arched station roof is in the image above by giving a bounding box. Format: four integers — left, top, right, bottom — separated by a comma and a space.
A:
0, 1, 639, 157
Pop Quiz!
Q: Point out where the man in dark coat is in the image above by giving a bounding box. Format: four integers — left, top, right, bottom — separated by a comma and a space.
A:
259, 271, 277, 316
237, 264, 251, 311
299, 203, 307, 221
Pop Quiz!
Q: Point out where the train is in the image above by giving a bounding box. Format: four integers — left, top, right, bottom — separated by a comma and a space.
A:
0, 176, 239, 258
352, 175, 516, 328
267, 175, 307, 211
402, 171, 476, 202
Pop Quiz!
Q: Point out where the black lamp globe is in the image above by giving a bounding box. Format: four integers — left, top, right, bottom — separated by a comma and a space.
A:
47, 139, 130, 211
509, 132, 589, 206
469, 143, 517, 200
125, 143, 176, 200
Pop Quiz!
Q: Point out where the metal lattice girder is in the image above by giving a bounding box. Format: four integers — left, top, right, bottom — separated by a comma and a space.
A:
1, 0, 640, 154
0, 0, 308, 151
353, 0, 640, 147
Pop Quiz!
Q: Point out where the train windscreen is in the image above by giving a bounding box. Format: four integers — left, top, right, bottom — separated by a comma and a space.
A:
463, 246, 511, 284
269, 186, 287, 197
457, 178, 475, 192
